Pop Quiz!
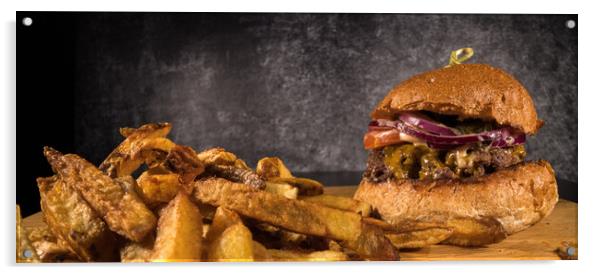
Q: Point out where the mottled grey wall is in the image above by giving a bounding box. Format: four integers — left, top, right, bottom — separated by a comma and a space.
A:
73, 14, 577, 196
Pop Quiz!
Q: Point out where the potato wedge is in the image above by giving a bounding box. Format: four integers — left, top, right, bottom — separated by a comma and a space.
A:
207, 223, 254, 262
17, 205, 40, 263
27, 226, 79, 262
136, 171, 181, 205
270, 177, 323, 196
252, 241, 271, 261
150, 192, 204, 262
100, 122, 173, 177
194, 177, 360, 240
386, 228, 452, 249
162, 144, 205, 183
256, 157, 323, 195
256, 157, 293, 178
193, 177, 398, 260
267, 249, 348, 261
250, 222, 329, 251
441, 217, 507, 247
204, 207, 243, 244
37, 175, 117, 261
206, 164, 266, 189
300, 194, 371, 217
340, 222, 399, 260
265, 182, 298, 199
198, 147, 237, 165
121, 236, 154, 262
44, 147, 156, 242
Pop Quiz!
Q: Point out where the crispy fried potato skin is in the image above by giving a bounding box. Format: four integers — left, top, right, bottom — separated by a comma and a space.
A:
207, 223, 255, 261
136, 171, 181, 206
340, 222, 399, 260
44, 147, 156, 242
199, 147, 265, 189
150, 192, 204, 262
197, 147, 240, 166
252, 241, 271, 261
163, 145, 205, 183
100, 122, 172, 177
17, 205, 40, 263
300, 195, 371, 217
37, 176, 117, 261
27, 226, 79, 262
441, 217, 507, 246
256, 157, 294, 179
193, 177, 398, 260
205, 207, 243, 244
270, 177, 323, 196
267, 249, 348, 261
386, 228, 453, 249
255, 157, 323, 195
194, 177, 361, 241
121, 236, 154, 262
265, 182, 298, 199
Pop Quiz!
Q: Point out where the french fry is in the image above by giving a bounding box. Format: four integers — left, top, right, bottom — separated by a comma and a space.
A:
27, 226, 79, 262
207, 223, 254, 262
441, 217, 507, 247
256, 157, 294, 178
197, 147, 237, 166
197, 147, 250, 169
44, 147, 157, 242
267, 249, 348, 261
17, 205, 40, 263
37, 176, 117, 261
204, 207, 243, 244
136, 171, 181, 206
137, 137, 178, 169
162, 144, 205, 183
256, 157, 323, 195
299, 194, 372, 217
209, 165, 266, 189
340, 222, 399, 260
386, 228, 452, 249
194, 177, 360, 240
265, 181, 298, 199
120, 237, 154, 262
252, 241, 271, 261
150, 192, 204, 262
100, 123, 173, 177
193, 177, 398, 260
250, 222, 329, 251
270, 177, 323, 196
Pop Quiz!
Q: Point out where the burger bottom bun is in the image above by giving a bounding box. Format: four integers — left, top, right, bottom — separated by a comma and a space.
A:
353, 160, 558, 247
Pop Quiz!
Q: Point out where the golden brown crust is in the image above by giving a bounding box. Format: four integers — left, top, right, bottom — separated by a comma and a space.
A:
371, 64, 542, 134
44, 147, 157, 242
354, 161, 558, 245
37, 176, 117, 261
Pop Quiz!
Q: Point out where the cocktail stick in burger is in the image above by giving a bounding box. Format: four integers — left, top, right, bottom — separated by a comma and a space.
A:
354, 62, 558, 247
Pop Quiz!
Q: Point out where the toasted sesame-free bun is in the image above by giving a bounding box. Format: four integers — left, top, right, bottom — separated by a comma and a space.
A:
353, 161, 558, 246
371, 64, 542, 134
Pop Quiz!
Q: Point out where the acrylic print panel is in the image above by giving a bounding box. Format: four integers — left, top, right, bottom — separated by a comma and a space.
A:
16, 12, 577, 262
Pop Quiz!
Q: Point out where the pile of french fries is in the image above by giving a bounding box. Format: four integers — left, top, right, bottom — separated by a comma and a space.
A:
17, 122, 402, 262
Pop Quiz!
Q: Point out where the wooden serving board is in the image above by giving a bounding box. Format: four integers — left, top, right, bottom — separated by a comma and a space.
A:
23, 185, 578, 261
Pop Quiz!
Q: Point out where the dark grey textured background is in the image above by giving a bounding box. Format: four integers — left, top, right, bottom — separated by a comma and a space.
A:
72, 14, 577, 199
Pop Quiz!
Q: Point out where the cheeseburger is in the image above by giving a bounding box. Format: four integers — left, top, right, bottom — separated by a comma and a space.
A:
353, 63, 558, 247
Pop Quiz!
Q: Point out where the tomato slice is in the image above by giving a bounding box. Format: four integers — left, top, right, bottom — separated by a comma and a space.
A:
364, 129, 402, 149
363, 129, 423, 149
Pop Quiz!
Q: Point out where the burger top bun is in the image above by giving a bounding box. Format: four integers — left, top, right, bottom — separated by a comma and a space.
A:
371, 64, 542, 135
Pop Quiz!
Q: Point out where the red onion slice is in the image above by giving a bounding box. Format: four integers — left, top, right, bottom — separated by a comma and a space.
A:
398, 112, 460, 136
397, 122, 525, 148
366, 119, 526, 149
